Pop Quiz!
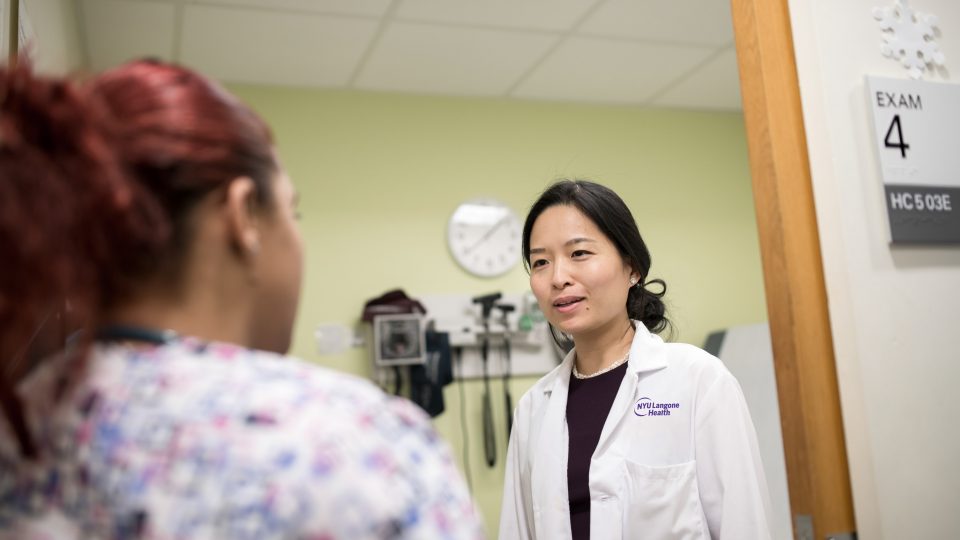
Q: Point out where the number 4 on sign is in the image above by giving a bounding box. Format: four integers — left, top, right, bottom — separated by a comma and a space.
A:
885, 114, 910, 158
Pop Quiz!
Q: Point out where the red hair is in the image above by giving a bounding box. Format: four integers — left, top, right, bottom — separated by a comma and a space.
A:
0, 59, 276, 456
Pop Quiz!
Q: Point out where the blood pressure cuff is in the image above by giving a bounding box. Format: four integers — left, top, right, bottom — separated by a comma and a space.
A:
409, 330, 453, 417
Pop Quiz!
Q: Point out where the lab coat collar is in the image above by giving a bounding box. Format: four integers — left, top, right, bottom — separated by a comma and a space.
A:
541, 321, 668, 396
626, 322, 669, 375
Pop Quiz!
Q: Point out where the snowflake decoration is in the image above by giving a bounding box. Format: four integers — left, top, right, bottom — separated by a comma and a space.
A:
873, 0, 945, 79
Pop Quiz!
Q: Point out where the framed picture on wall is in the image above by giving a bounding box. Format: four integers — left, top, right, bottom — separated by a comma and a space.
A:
373, 314, 427, 367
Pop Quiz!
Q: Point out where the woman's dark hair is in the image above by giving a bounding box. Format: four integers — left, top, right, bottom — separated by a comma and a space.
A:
522, 180, 670, 346
0, 59, 277, 457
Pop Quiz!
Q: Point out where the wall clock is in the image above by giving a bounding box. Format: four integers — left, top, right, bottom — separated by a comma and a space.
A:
447, 199, 521, 277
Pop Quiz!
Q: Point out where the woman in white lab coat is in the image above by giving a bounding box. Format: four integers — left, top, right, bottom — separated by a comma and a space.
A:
499, 180, 772, 540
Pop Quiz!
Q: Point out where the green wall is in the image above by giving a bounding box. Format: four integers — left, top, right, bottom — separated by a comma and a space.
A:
228, 84, 766, 535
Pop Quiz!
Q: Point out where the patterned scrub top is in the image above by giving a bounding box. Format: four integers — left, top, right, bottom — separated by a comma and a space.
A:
0, 337, 484, 539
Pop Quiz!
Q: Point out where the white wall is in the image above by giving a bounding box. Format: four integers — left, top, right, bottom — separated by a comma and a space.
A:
787, 1, 960, 538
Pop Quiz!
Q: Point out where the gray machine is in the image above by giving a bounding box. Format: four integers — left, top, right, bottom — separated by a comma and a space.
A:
705, 323, 793, 540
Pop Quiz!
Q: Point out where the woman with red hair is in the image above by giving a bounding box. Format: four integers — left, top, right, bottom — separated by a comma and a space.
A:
0, 60, 482, 539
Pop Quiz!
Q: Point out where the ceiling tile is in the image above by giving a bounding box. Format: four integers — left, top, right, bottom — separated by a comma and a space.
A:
355, 22, 557, 96
81, 0, 176, 71
195, 0, 392, 17
578, 0, 733, 46
395, 0, 598, 31
513, 37, 714, 104
76, 0, 741, 110
652, 47, 742, 110
179, 5, 379, 87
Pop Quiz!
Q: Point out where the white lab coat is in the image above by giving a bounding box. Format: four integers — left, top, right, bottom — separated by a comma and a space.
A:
499, 323, 773, 539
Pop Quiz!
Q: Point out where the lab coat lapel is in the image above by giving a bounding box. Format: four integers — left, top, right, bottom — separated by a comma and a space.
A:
594, 324, 668, 454
531, 349, 574, 539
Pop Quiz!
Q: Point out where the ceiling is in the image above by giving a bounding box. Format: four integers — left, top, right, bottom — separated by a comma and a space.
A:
75, 0, 742, 110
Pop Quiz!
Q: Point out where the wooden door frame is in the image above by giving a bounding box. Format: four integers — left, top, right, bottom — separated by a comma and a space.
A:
729, 0, 857, 538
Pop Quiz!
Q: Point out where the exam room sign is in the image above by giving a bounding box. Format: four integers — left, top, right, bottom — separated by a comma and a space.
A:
866, 76, 960, 244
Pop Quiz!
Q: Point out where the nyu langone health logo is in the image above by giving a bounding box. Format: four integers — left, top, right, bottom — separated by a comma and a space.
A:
634, 397, 680, 417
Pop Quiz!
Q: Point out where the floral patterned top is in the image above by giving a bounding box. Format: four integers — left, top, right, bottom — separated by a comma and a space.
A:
0, 337, 484, 539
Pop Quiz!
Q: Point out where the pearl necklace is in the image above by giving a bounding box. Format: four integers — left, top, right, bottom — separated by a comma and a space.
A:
572, 352, 630, 379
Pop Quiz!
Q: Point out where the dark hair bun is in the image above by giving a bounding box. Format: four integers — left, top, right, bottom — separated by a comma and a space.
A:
629, 278, 668, 334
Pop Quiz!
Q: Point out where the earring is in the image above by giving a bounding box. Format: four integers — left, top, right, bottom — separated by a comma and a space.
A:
630, 277, 638, 286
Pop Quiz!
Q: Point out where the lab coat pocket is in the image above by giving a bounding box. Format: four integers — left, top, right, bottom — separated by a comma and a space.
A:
621, 459, 709, 540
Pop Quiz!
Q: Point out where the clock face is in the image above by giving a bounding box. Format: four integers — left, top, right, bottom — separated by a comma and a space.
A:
447, 199, 522, 277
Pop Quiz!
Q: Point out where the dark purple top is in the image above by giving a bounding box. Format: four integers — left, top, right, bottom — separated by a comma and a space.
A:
565, 361, 629, 540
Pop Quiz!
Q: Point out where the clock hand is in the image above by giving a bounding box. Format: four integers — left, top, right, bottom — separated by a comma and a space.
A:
463, 214, 510, 255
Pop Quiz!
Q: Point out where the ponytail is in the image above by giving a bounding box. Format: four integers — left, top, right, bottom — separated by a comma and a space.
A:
1, 58, 277, 457
628, 278, 669, 335
0, 60, 168, 457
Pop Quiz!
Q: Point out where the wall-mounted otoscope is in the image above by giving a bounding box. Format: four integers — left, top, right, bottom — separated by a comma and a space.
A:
472, 292, 501, 468
496, 303, 515, 438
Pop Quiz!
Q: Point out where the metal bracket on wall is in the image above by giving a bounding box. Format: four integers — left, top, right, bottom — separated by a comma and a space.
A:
795, 515, 857, 540
795, 515, 814, 540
